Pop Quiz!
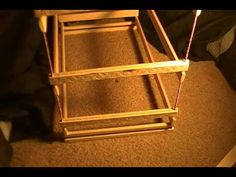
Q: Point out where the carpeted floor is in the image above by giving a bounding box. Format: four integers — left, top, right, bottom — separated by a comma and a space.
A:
10, 29, 236, 167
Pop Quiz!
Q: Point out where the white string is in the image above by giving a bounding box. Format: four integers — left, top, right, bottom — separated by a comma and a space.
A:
185, 10, 202, 59
174, 10, 201, 109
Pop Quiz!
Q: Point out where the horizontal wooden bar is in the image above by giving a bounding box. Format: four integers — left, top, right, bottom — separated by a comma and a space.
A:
60, 108, 178, 125
64, 126, 173, 142
34, 10, 98, 17
64, 122, 170, 138
64, 26, 135, 35
58, 10, 139, 22
64, 21, 134, 31
49, 60, 189, 85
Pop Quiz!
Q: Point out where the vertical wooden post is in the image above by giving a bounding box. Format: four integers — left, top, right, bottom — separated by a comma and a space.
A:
60, 22, 68, 119
53, 15, 59, 73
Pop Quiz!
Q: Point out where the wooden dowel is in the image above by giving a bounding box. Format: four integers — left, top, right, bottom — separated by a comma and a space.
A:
58, 10, 139, 22
64, 127, 172, 142
34, 10, 98, 17
147, 10, 185, 80
60, 108, 178, 125
147, 10, 179, 61
60, 22, 68, 119
49, 60, 189, 85
64, 26, 135, 35
53, 15, 59, 73
64, 122, 169, 138
64, 21, 134, 31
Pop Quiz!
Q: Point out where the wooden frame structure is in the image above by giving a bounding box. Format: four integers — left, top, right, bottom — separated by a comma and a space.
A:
35, 10, 189, 142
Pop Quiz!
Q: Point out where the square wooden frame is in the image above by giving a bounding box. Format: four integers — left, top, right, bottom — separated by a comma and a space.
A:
36, 10, 189, 142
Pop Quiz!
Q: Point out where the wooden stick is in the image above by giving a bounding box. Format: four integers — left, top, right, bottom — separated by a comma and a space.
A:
58, 10, 139, 22
64, 122, 169, 138
135, 17, 171, 108
53, 15, 59, 73
61, 23, 66, 72
147, 10, 179, 61
64, 127, 173, 142
64, 21, 134, 31
64, 26, 136, 35
34, 10, 98, 17
147, 10, 185, 79
60, 108, 177, 125
60, 22, 68, 119
49, 60, 189, 85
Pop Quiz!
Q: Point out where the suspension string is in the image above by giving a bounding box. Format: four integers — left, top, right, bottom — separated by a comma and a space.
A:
53, 85, 64, 121
185, 10, 202, 60
42, 33, 54, 75
174, 10, 201, 109
174, 73, 186, 109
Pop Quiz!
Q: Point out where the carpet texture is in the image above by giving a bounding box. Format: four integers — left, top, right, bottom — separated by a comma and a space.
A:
10, 29, 236, 167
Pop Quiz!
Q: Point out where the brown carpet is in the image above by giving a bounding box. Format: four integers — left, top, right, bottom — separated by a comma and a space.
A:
10, 29, 236, 167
